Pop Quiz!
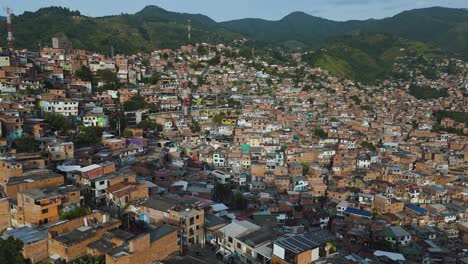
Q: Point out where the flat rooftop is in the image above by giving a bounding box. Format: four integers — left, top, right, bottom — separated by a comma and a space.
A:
53, 219, 120, 246
7, 172, 63, 185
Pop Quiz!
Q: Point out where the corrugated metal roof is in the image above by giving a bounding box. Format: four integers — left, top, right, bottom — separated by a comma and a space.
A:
6, 227, 47, 244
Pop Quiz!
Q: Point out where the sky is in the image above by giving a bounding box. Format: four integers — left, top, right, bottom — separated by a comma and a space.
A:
3, 0, 468, 22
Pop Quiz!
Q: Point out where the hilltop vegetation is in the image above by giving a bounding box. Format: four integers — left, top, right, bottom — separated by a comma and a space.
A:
408, 84, 448, 99
222, 6, 468, 55
0, 6, 240, 54
1, 6, 467, 56
301, 33, 444, 83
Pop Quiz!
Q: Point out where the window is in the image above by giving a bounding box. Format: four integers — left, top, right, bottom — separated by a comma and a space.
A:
42, 209, 48, 214
228, 236, 233, 243
196, 215, 200, 220
237, 242, 241, 249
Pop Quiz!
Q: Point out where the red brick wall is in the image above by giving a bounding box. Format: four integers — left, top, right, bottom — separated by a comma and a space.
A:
106, 229, 178, 264
23, 239, 48, 264
0, 198, 10, 229
5, 175, 64, 198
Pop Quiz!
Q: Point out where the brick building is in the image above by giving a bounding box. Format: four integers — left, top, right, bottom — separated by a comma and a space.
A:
106, 225, 178, 264
4, 171, 64, 198
374, 194, 405, 214
0, 192, 10, 229
48, 212, 120, 262
5, 226, 48, 264
12, 185, 81, 227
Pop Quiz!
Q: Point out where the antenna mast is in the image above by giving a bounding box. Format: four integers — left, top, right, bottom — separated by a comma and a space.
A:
187, 19, 191, 45
6, 7, 14, 52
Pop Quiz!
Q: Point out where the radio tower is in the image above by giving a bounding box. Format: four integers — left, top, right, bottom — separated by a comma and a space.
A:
6, 7, 14, 52
187, 19, 191, 45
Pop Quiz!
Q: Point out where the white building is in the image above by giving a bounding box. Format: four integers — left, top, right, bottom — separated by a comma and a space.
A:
336, 200, 349, 216
83, 114, 109, 127
211, 170, 231, 184
41, 100, 79, 116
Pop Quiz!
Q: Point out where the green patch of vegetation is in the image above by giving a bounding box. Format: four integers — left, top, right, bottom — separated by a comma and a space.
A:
190, 121, 201, 133
0, 237, 28, 264
137, 119, 157, 130
44, 112, 71, 132
14, 136, 41, 153
233, 192, 247, 210
122, 130, 134, 138
313, 128, 328, 139
123, 95, 147, 111
360, 105, 374, 112
361, 141, 376, 151
60, 206, 91, 220
431, 124, 465, 136
73, 255, 105, 264
350, 95, 361, 105
74, 126, 103, 147
303, 33, 445, 84
212, 114, 223, 124
434, 110, 468, 124
408, 84, 448, 100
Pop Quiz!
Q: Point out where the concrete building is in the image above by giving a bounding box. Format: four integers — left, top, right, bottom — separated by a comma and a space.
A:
40, 100, 79, 116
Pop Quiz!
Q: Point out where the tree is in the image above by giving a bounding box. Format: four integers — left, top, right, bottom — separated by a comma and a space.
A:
350, 95, 361, 105
96, 69, 117, 84
212, 114, 223, 124
75, 65, 93, 82
140, 75, 159, 85
0, 237, 28, 264
302, 162, 309, 175
73, 256, 105, 264
15, 136, 41, 153
44, 112, 71, 132
213, 182, 233, 204
137, 119, 157, 130
197, 45, 208, 55
208, 55, 221, 66
373, 239, 394, 251
60, 206, 91, 220
362, 141, 376, 151
233, 192, 247, 210
446, 61, 459, 75
190, 121, 201, 133
123, 95, 147, 111
74, 127, 103, 147
122, 130, 133, 138
313, 129, 328, 139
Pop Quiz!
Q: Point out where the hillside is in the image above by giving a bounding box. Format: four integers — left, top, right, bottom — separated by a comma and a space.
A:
301, 33, 444, 83
222, 7, 468, 55
0, 6, 241, 54
0, 6, 467, 56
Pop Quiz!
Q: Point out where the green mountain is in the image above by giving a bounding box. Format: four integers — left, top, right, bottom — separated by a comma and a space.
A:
0, 6, 241, 54
222, 7, 468, 55
301, 33, 444, 83
1, 6, 467, 56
